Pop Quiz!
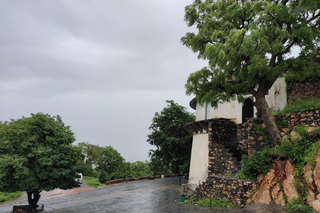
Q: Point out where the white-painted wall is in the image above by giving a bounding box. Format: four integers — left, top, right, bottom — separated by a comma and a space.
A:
188, 133, 209, 190
188, 77, 287, 189
194, 77, 287, 124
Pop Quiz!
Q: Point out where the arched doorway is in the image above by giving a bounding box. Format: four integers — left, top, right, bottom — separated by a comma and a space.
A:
242, 98, 254, 123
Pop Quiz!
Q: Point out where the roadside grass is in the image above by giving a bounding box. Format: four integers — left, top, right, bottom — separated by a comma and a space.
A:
273, 97, 320, 115
83, 176, 106, 188
0, 192, 23, 203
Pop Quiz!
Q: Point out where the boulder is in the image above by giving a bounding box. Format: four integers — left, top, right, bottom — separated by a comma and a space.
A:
290, 130, 303, 141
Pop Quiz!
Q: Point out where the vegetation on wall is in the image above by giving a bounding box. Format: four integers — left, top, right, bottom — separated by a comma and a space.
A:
274, 98, 320, 115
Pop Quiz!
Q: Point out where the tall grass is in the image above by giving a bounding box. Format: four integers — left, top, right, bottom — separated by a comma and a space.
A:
274, 98, 320, 115
0, 192, 22, 203
83, 176, 105, 188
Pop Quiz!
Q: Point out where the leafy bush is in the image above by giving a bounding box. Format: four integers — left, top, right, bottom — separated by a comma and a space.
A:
83, 176, 105, 188
305, 141, 320, 167
0, 191, 22, 203
312, 127, 320, 138
275, 139, 312, 177
195, 195, 235, 208
236, 148, 271, 180
287, 198, 313, 213
98, 171, 107, 184
292, 126, 309, 139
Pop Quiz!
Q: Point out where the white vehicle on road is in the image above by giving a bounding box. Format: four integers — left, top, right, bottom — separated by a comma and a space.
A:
75, 173, 83, 186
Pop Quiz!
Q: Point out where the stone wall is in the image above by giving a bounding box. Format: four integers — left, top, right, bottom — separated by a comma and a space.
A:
275, 109, 320, 128
210, 124, 237, 145
287, 76, 320, 103
208, 145, 239, 176
193, 175, 256, 207
237, 120, 266, 156
105, 174, 179, 186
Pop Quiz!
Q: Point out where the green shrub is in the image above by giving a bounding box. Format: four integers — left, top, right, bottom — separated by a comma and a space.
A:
312, 127, 320, 138
98, 171, 107, 184
292, 126, 309, 139
286, 198, 313, 213
305, 141, 320, 167
236, 148, 271, 180
253, 122, 271, 148
196, 195, 235, 208
83, 176, 105, 188
0, 192, 22, 203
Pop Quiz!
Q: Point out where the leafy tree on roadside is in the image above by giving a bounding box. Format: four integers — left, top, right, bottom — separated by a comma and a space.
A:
147, 100, 195, 174
97, 146, 124, 175
182, 0, 320, 147
130, 161, 152, 178
77, 142, 126, 181
77, 142, 103, 176
0, 113, 81, 209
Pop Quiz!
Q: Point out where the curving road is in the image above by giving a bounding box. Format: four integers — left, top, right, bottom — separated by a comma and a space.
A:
0, 178, 285, 213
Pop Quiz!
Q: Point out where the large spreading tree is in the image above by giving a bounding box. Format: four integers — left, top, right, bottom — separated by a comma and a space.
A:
147, 100, 195, 174
182, 0, 320, 147
0, 113, 82, 209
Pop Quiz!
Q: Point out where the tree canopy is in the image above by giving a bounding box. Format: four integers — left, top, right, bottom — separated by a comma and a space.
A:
147, 100, 195, 174
182, 0, 320, 147
0, 113, 81, 209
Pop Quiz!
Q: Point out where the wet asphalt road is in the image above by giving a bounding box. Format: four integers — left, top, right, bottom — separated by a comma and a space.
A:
0, 178, 285, 213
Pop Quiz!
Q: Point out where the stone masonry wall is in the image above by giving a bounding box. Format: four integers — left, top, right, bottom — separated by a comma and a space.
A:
237, 120, 265, 156
210, 124, 237, 145
194, 175, 256, 207
287, 76, 320, 103
275, 109, 320, 128
208, 145, 239, 176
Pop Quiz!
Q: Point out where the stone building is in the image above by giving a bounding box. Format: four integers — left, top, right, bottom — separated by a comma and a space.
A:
185, 77, 287, 190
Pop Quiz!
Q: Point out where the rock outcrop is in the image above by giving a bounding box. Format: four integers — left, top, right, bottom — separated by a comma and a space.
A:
250, 159, 299, 205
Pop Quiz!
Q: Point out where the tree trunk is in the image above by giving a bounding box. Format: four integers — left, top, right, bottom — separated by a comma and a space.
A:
27, 190, 41, 209
254, 93, 281, 147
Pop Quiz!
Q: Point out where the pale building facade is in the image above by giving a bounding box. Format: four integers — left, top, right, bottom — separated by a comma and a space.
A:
187, 77, 287, 190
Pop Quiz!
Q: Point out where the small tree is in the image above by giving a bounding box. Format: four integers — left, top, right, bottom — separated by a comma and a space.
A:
147, 100, 195, 174
182, 0, 320, 147
0, 113, 81, 209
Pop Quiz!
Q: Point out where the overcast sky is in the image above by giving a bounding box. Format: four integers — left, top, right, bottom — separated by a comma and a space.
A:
0, 0, 207, 162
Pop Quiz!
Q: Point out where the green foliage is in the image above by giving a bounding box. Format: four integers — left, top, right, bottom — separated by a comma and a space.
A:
287, 198, 313, 213
275, 127, 317, 177
0, 191, 22, 203
274, 98, 320, 115
193, 195, 235, 208
98, 172, 107, 184
294, 179, 309, 203
253, 122, 271, 148
77, 142, 127, 180
182, 0, 320, 147
275, 139, 311, 177
275, 117, 288, 130
97, 146, 124, 174
292, 126, 309, 139
236, 148, 271, 180
83, 176, 105, 188
130, 161, 153, 178
0, 113, 81, 193
147, 100, 195, 174
183, 0, 320, 107
312, 127, 320, 138
305, 141, 320, 168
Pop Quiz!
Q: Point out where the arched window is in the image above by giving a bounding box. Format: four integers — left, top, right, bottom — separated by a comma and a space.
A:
242, 98, 254, 123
